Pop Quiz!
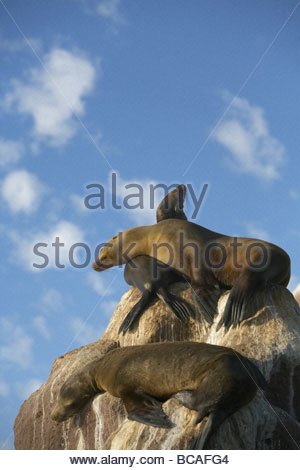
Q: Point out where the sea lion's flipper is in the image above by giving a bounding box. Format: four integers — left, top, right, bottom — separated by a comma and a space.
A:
156, 184, 187, 222
157, 288, 195, 321
216, 271, 261, 331
192, 286, 222, 324
190, 410, 226, 450
122, 390, 175, 428
118, 291, 154, 334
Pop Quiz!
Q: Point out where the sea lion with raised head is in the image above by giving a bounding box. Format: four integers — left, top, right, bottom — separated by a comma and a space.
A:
119, 185, 195, 334
93, 186, 290, 330
51, 341, 267, 450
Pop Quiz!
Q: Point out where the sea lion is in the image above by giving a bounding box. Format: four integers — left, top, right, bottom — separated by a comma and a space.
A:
93, 203, 291, 330
119, 185, 194, 334
51, 341, 267, 450
119, 255, 195, 334
156, 183, 187, 222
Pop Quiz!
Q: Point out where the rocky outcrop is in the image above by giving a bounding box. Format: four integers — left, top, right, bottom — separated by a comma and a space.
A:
14, 284, 300, 449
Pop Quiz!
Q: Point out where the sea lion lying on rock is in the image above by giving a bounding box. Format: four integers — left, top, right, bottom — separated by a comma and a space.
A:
51, 341, 267, 449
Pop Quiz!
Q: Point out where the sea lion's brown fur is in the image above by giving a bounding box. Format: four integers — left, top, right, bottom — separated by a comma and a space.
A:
51, 341, 266, 449
119, 185, 192, 334
93, 219, 290, 329
119, 255, 195, 334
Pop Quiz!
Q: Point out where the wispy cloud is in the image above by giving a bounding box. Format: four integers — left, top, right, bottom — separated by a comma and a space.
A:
0, 319, 33, 369
69, 317, 100, 345
0, 380, 9, 397
70, 193, 88, 213
32, 316, 50, 340
101, 299, 118, 319
246, 222, 270, 240
96, 0, 125, 25
15, 378, 42, 400
109, 172, 161, 225
289, 189, 300, 200
1, 169, 46, 214
5, 48, 96, 147
9, 220, 85, 271
213, 95, 285, 181
0, 138, 24, 169
0, 36, 41, 54
86, 271, 113, 296
32, 290, 64, 338
40, 289, 64, 314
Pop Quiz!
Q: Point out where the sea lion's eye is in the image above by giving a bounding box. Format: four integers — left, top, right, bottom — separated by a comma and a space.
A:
112, 236, 117, 240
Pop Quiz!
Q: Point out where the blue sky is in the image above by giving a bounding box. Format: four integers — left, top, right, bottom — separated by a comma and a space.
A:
1, 0, 300, 449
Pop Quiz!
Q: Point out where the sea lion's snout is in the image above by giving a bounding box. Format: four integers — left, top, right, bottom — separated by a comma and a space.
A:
92, 258, 112, 272
92, 259, 104, 272
51, 407, 64, 422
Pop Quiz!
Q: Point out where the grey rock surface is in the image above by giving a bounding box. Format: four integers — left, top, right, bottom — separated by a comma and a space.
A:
14, 284, 300, 449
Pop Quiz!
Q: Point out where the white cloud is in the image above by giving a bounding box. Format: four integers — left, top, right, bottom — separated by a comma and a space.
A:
9, 220, 85, 271
213, 95, 285, 181
96, 0, 124, 25
33, 316, 50, 339
0, 380, 9, 397
86, 271, 113, 296
15, 378, 42, 400
1, 169, 46, 214
0, 319, 33, 368
5, 48, 96, 146
0, 138, 24, 169
69, 317, 99, 345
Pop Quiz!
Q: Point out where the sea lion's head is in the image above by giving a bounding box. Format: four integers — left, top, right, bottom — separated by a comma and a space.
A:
92, 233, 122, 272
51, 374, 91, 422
93, 227, 143, 272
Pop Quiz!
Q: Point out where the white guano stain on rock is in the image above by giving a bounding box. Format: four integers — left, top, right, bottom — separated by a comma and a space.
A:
14, 284, 300, 450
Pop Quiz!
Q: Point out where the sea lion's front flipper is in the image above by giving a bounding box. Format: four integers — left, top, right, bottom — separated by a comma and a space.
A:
216, 271, 261, 331
157, 287, 195, 321
118, 291, 154, 334
122, 390, 175, 428
190, 410, 226, 450
156, 184, 187, 222
192, 286, 222, 324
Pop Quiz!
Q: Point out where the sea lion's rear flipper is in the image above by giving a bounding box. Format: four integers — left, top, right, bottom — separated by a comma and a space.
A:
118, 291, 154, 334
192, 286, 222, 324
216, 271, 262, 331
157, 288, 195, 321
122, 390, 175, 428
156, 184, 187, 222
190, 410, 226, 450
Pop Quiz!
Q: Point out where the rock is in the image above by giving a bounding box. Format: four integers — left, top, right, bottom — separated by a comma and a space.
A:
14, 284, 300, 449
